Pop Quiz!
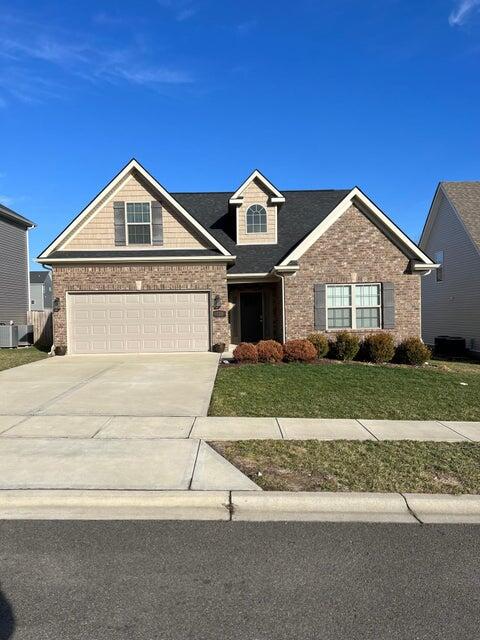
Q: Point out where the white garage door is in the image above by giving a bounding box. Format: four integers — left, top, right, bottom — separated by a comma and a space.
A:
68, 292, 210, 354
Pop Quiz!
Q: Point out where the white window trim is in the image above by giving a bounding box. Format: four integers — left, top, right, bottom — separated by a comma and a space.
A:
245, 203, 268, 235
326, 283, 382, 331
125, 202, 152, 246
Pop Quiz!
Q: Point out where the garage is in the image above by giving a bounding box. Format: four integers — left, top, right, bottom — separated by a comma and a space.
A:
67, 292, 210, 354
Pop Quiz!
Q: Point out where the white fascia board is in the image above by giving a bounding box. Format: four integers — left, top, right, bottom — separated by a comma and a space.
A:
39, 159, 232, 259
229, 169, 284, 203
37, 255, 236, 265
272, 265, 299, 273
412, 263, 440, 271
279, 187, 435, 267
226, 272, 270, 278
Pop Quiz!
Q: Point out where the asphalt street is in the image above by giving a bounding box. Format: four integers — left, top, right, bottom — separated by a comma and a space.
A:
0, 521, 479, 639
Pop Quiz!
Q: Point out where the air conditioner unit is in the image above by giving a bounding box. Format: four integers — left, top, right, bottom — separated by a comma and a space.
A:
17, 324, 33, 346
0, 325, 19, 348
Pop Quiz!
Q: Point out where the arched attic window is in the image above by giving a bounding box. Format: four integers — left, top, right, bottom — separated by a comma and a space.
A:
246, 204, 267, 234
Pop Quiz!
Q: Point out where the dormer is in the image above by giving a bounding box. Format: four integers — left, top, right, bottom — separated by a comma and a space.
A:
229, 170, 285, 245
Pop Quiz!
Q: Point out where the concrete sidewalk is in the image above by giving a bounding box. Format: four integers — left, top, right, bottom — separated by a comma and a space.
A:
0, 437, 260, 492
2, 415, 478, 441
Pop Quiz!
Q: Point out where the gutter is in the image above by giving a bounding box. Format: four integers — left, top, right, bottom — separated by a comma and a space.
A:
37, 255, 237, 265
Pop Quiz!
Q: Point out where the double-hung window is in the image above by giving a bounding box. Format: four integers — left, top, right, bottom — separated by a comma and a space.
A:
327, 284, 381, 330
126, 202, 151, 245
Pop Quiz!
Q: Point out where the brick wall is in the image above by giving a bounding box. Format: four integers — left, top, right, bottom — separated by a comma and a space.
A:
284, 204, 422, 342
52, 262, 229, 352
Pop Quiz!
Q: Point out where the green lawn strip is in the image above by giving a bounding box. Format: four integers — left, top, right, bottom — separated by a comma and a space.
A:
211, 440, 480, 494
209, 362, 480, 420
0, 347, 48, 372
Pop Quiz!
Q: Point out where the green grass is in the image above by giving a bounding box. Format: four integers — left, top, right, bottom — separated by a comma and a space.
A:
212, 440, 480, 494
210, 360, 480, 421
0, 347, 48, 372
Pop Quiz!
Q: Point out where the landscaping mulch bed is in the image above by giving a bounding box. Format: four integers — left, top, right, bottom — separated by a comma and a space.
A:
212, 440, 480, 494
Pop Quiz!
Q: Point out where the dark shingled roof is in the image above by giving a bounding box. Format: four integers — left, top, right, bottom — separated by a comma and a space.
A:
30, 270, 51, 283
442, 182, 480, 251
172, 189, 351, 273
0, 202, 35, 228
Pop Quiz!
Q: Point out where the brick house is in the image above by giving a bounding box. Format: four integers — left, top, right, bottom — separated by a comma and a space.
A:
38, 159, 436, 354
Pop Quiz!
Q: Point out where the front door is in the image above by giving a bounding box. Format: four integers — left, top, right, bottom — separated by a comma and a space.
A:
240, 292, 264, 343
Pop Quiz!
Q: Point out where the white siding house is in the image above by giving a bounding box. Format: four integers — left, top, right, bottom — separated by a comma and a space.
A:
420, 182, 480, 354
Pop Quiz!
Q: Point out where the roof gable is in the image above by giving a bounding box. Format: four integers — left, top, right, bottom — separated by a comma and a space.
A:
278, 187, 435, 268
441, 182, 480, 251
38, 159, 232, 259
0, 203, 35, 229
229, 170, 285, 204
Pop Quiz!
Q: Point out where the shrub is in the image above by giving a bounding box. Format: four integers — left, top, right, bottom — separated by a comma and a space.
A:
330, 331, 360, 361
212, 342, 226, 353
257, 340, 284, 363
307, 332, 329, 358
362, 332, 396, 364
395, 337, 431, 366
233, 342, 258, 363
283, 339, 317, 363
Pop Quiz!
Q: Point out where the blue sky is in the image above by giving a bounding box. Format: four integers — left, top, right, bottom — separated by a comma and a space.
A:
1, 0, 479, 266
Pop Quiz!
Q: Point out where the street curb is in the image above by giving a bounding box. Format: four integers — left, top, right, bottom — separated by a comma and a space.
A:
403, 493, 480, 524
1, 490, 479, 523
0, 490, 231, 521
231, 491, 417, 522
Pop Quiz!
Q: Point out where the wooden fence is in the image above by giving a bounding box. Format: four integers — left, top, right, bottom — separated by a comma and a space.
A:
27, 310, 53, 349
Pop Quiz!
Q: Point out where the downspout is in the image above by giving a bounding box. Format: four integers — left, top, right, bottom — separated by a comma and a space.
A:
279, 273, 286, 343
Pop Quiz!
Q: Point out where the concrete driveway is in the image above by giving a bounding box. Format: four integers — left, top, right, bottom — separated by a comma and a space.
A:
0, 353, 219, 417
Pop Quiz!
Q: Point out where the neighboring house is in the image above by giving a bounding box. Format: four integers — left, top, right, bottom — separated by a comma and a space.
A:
30, 270, 53, 310
0, 203, 36, 325
420, 182, 480, 354
37, 159, 435, 355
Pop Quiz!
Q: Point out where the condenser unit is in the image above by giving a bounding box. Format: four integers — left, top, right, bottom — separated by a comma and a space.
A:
0, 325, 19, 348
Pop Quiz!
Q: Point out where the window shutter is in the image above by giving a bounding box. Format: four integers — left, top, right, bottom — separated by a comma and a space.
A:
113, 201, 126, 246
314, 284, 327, 331
151, 201, 163, 246
382, 282, 395, 329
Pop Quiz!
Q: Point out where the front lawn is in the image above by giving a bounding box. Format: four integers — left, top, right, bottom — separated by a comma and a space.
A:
212, 440, 480, 494
0, 347, 48, 372
210, 360, 480, 421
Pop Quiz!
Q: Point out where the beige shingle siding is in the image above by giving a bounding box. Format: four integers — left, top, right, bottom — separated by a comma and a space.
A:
236, 178, 277, 245
421, 190, 480, 352
62, 172, 208, 251
0, 216, 29, 324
